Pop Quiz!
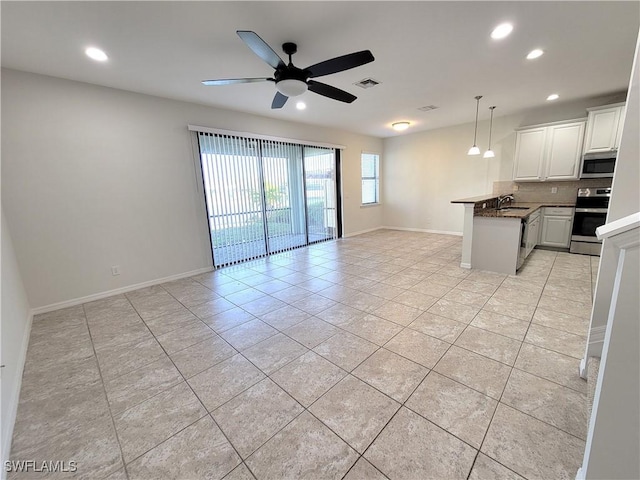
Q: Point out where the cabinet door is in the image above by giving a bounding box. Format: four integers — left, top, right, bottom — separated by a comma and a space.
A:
526, 217, 540, 257
545, 121, 585, 180
513, 128, 546, 181
584, 107, 622, 153
540, 216, 572, 247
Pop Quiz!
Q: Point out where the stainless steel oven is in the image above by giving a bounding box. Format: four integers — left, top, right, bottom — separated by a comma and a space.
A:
580, 152, 616, 178
570, 187, 610, 255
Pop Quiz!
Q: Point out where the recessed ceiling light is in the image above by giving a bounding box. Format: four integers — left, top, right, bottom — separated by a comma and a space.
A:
296, 101, 306, 110
527, 49, 544, 60
547, 93, 559, 101
85, 47, 108, 62
491, 23, 513, 40
392, 122, 410, 131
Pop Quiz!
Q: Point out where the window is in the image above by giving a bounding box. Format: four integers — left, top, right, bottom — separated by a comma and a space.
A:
361, 153, 380, 205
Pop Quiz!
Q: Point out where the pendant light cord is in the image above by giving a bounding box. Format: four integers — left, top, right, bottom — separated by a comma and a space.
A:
487, 106, 496, 148
472, 95, 482, 145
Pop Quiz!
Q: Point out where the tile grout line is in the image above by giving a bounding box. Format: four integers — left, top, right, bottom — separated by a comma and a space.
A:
473, 250, 590, 478
81, 302, 132, 480
124, 293, 249, 477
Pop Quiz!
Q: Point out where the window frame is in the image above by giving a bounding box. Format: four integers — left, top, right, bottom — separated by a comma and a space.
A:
360, 152, 380, 206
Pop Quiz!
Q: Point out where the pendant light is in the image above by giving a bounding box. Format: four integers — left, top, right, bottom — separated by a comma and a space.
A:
484, 106, 496, 158
467, 95, 482, 155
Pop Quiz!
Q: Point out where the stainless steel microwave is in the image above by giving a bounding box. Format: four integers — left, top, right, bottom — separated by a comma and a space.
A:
580, 151, 616, 178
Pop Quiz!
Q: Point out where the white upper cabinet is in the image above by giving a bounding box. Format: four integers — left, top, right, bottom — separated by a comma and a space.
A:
583, 103, 626, 154
513, 120, 586, 182
513, 127, 546, 181
545, 122, 586, 180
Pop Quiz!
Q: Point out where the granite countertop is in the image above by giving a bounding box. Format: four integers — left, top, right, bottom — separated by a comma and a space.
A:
451, 194, 499, 204
475, 202, 575, 219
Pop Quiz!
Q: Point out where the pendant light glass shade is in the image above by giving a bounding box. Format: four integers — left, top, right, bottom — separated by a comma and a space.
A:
468, 95, 482, 155
483, 106, 496, 158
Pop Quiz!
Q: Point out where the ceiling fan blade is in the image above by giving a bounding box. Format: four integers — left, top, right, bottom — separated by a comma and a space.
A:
237, 30, 285, 70
308, 80, 357, 103
305, 50, 375, 78
271, 92, 288, 109
202, 78, 273, 86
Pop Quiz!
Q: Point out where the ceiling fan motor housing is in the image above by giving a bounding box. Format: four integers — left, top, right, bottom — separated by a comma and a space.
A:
275, 43, 309, 97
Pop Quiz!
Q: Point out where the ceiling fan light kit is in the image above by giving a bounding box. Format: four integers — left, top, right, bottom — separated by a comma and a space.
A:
202, 31, 375, 109
276, 79, 307, 97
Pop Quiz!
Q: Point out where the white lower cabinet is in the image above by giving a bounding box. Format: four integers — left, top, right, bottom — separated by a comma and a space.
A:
540, 207, 574, 248
526, 210, 541, 256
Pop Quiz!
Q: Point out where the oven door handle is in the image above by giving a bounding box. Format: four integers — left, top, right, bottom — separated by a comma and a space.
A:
575, 208, 608, 213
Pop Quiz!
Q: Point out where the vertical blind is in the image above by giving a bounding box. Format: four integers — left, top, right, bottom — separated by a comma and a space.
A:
196, 132, 339, 267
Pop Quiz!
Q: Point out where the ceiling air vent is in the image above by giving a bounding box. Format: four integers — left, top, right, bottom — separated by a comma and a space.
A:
418, 105, 439, 112
354, 78, 381, 89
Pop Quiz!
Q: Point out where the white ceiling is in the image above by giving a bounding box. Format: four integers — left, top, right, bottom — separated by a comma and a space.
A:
2, 1, 638, 138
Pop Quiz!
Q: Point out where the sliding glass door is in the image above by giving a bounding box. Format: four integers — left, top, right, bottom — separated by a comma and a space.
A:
198, 135, 266, 266
304, 146, 337, 243
261, 141, 307, 254
197, 133, 339, 267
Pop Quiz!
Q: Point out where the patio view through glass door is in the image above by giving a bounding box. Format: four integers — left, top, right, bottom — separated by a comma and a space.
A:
197, 132, 338, 267
304, 146, 337, 243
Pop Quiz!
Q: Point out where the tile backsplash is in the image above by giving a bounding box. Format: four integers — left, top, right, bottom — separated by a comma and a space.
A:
493, 179, 613, 204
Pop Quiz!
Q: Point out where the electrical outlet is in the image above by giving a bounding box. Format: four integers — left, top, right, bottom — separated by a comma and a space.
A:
551, 187, 558, 194
111, 265, 121, 276
513, 185, 519, 191
482, 203, 487, 209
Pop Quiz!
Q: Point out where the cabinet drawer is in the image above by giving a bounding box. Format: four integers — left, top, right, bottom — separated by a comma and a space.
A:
544, 207, 574, 216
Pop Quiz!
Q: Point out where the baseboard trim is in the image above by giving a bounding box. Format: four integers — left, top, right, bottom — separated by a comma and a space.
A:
579, 357, 588, 380
31, 266, 214, 315
460, 262, 472, 269
343, 227, 383, 238
382, 226, 463, 236
2, 311, 33, 469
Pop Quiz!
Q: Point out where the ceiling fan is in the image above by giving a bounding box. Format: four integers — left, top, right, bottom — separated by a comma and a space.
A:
202, 31, 375, 109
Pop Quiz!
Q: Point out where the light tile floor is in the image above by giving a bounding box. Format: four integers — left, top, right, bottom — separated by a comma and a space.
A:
10, 230, 594, 479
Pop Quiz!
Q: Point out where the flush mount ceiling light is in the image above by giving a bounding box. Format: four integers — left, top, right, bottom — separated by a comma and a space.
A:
547, 93, 560, 101
275, 79, 308, 97
527, 49, 544, 60
484, 106, 497, 158
85, 47, 108, 62
491, 23, 513, 40
296, 101, 306, 110
467, 95, 483, 155
392, 122, 410, 131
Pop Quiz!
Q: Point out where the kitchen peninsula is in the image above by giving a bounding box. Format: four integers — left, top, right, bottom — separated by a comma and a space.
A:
452, 194, 574, 274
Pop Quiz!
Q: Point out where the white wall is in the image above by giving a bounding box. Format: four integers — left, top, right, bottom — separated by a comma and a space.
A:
381, 93, 627, 234
1, 211, 32, 465
586, 33, 640, 358
1, 69, 383, 309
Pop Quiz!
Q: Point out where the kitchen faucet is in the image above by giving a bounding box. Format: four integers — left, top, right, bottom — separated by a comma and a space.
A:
498, 194, 515, 207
